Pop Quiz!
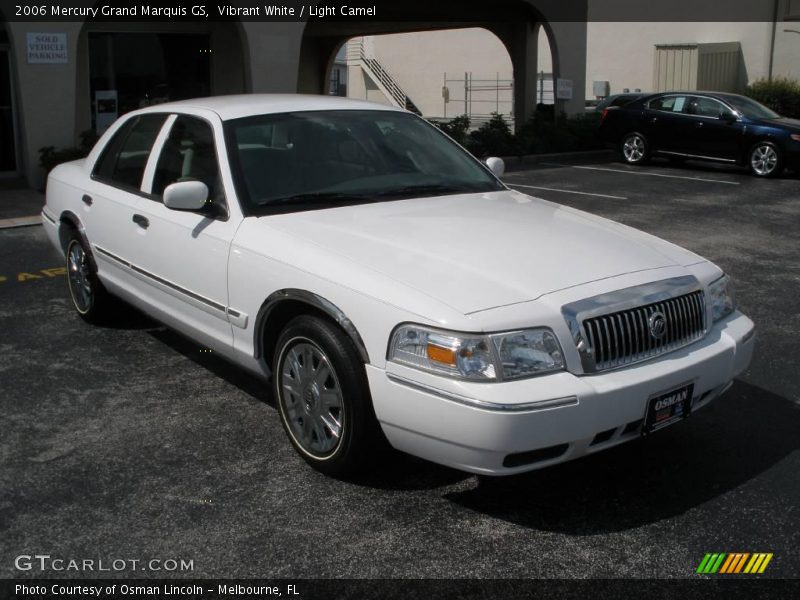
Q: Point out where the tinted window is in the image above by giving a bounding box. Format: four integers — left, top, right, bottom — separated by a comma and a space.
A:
688, 97, 734, 118
725, 96, 779, 119
648, 96, 689, 113
93, 114, 167, 189
152, 116, 224, 206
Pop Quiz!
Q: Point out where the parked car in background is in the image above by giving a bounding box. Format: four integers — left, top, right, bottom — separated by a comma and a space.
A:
599, 91, 800, 177
43, 95, 754, 478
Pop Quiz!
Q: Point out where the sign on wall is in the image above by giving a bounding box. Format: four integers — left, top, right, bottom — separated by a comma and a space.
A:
26, 33, 68, 64
556, 78, 573, 100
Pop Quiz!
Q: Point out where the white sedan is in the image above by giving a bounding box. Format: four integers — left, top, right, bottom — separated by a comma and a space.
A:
43, 94, 755, 477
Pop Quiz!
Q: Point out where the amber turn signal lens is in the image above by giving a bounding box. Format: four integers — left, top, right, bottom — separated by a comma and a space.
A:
426, 344, 457, 366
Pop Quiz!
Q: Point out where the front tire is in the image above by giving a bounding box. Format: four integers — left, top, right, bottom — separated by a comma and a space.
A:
748, 141, 783, 178
620, 132, 650, 165
65, 231, 113, 324
273, 315, 382, 477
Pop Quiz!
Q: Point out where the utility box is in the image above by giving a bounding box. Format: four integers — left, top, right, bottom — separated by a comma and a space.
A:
593, 80, 610, 98
653, 42, 741, 92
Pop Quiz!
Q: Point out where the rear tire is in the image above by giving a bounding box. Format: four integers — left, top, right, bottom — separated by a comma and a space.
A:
273, 315, 383, 477
65, 230, 113, 324
620, 132, 650, 165
748, 141, 783, 178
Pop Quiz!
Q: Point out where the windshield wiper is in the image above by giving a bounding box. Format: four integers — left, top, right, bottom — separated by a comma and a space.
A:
373, 184, 472, 198
257, 192, 370, 207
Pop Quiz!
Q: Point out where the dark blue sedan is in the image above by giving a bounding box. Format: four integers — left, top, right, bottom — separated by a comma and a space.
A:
599, 91, 800, 177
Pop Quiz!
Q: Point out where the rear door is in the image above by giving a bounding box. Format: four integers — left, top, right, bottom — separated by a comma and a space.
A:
82, 113, 168, 296
642, 94, 693, 154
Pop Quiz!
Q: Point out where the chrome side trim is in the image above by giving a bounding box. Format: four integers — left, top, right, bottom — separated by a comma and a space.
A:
94, 245, 249, 328
386, 373, 579, 413
659, 150, 737, 164
41, 209, 57, 225
562, 276, 707, 374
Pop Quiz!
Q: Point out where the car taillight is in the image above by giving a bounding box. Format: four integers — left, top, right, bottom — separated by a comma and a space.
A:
601, 109, 609, 121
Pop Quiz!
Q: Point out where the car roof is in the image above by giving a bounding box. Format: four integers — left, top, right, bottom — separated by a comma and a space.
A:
135, 94, 407, 121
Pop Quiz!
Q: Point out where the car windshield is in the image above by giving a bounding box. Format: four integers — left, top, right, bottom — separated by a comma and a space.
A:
725, 96, 780, 120
225, 110, 504, 214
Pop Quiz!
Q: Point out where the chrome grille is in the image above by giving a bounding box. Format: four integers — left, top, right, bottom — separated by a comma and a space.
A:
582, 290, 706, 372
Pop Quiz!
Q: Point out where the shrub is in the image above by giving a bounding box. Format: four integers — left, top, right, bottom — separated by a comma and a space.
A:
466, 113, 518, 157
39, 129, 99, 174
744, 77, 800, 119
435, 114, 471, 147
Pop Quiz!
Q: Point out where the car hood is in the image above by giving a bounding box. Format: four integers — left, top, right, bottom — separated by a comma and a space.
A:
257, 190, 705, 315
752, 116, 800, 132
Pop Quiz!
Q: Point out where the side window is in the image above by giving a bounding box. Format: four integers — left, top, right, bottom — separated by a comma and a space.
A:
152, 116, 224, 206
93, 114, 167, 190
648, 96, 689, 113
688, 97, 735, 118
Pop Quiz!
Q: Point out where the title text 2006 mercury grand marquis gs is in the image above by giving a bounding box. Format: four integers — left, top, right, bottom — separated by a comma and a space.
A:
42, 95, 755, 477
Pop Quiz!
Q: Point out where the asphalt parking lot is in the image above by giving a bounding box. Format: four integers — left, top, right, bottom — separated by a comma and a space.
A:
1, 155, 798, 581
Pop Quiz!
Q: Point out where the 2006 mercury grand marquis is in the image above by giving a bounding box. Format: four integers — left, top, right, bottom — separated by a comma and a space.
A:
43, 95, 755, 477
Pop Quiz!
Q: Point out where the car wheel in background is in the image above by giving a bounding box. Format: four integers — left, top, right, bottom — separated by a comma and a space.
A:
748, 141, 783, 178
65, 231, 113, 324
274, 315, 383, 477
620, 132, 650, 165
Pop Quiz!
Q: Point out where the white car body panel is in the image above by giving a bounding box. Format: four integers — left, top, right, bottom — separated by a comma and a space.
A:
43, 94, 755, 476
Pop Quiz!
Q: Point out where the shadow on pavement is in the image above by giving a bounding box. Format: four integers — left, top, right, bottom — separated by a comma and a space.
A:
444, 380, 797, 534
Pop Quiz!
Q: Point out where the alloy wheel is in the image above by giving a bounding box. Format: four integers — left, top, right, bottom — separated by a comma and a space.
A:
623, 134, 646, 163
67, 241, 93, 314
278, 339, 345, 457
750, 144, 778, 176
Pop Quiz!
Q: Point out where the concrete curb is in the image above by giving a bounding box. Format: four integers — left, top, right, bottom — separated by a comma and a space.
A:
500, 149, 615, 169
0, 216, 42, 230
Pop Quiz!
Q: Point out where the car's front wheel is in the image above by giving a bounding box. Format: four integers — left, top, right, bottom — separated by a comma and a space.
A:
273, 315, 382, 477
748, 141, 783, 178
65, 231, 112, 323
620, 132, 650, 165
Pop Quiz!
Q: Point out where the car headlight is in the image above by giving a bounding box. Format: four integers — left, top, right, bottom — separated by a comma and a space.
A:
709, 274, 736, 322
388, 324, 565, 381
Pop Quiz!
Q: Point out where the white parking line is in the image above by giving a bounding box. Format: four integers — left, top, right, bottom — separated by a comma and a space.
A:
540, 163, 741, 185
507, 183, 627, 200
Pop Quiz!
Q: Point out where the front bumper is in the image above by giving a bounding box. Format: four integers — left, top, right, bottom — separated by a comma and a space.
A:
367, 311, 755, 475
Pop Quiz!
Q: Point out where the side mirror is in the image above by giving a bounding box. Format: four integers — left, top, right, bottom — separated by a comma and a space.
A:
485, 157, 505, 177
163, 180, 209, 211
719, 111, 737, 123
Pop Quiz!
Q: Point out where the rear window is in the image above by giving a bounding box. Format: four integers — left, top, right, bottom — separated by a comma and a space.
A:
93, 114, 167, 190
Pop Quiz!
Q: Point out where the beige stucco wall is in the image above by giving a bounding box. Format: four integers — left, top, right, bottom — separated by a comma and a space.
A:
585, 22, 777, 97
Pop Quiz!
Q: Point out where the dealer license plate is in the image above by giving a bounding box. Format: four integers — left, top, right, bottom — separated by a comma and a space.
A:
642, 382, 694, 435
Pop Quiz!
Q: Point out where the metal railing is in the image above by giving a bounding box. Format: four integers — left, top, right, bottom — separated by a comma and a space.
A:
348, 39, 421, 115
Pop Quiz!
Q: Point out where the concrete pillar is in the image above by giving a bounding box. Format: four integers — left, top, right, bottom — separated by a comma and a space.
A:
6, 22, 82, 188
239, 22, 305, 93
546, 21, 587, 116
507, 22, 540, 129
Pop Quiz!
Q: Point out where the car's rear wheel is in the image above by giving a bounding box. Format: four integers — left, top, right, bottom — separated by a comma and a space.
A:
620, 132, 650, 165
66, 231, 112, 324
274, 315, 382, 477
748, 141, 783, 178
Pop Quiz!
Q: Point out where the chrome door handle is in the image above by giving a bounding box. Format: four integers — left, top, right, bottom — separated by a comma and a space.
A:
696, 122, 704, 128
132, 214, 149, 229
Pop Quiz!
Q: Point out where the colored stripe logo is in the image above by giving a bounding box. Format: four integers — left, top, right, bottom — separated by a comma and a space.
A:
696, 552, 773, 574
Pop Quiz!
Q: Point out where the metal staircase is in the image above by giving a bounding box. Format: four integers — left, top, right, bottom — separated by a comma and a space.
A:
347, 39, 422, 115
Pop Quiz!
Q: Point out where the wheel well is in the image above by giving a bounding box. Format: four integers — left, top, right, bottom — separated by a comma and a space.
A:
259, 299, 331, 372
58, 213, 80, 253
58, 212, 98, 272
